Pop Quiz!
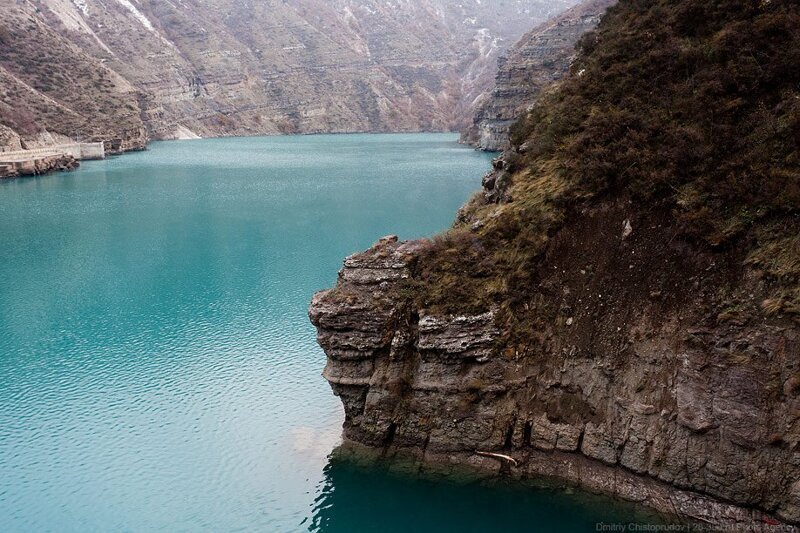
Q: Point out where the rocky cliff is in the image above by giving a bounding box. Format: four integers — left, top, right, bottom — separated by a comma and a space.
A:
461, 0, 614, 151
311, 0, 800, 527
0, 0, 583, 146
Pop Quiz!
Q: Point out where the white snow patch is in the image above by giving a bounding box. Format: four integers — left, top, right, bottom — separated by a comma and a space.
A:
115, 0, 156, 32
72, 0, 89, 15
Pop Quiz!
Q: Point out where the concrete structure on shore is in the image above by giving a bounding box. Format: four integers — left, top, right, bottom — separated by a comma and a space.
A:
0, 142, 105, 162
0, 142, 104, 179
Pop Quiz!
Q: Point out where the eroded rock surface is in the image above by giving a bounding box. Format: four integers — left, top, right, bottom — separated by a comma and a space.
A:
461, 0, 614, 151
311, 177, 800, 528
0, 154, 78, 179
11, 0, 583, 142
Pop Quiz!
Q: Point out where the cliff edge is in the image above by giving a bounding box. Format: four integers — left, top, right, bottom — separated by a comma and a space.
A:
460, 0, 614, 151
311, 0, 800, 527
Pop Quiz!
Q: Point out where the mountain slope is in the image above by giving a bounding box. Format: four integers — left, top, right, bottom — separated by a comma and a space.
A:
461, 0, 614, 150
311, 0, 800, 526
0, 1, 146, 151
19, 0, 579, 141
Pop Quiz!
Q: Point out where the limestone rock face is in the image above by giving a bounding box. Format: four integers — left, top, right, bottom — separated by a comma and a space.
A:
310, 162, 800, 528
8, 0, 582, 142
310, 236, 510, 451
461, 0, 615, 150
0, 153, 78, 179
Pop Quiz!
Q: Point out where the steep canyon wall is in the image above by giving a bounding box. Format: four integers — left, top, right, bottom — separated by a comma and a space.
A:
0, 0, 582, 150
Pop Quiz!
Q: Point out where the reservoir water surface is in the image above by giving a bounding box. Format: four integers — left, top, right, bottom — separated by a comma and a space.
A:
0, 134, 657, 531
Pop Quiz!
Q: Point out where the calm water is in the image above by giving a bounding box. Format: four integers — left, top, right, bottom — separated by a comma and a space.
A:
0, 134, 657, 532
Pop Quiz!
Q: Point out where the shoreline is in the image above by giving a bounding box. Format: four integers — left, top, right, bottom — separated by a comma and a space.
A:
0, 153, 79, 180
0, 129, 471, 181
309, 230, 800, 531
333, 438, 794, 530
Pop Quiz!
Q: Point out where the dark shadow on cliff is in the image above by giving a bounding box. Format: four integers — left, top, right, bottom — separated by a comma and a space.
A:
306, 445, 665, 533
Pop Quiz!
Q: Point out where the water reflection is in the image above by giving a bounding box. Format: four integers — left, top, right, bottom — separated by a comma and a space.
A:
309, 445, 666, 533
0, 134, 664, 531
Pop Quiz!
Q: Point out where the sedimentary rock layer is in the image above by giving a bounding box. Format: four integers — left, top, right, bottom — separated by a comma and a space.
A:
461, 0, 614, 151
8, 0, 581, 143
311, 214, 800, 528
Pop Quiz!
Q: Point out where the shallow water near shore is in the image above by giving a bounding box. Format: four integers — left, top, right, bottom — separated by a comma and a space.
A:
1, 133, 660, 531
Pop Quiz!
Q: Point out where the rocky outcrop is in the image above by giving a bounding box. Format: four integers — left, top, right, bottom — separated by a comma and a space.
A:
461, 0, 614, 151
312, 0, 800, 527
0, 153, 78, 179
310, 154, 800, 527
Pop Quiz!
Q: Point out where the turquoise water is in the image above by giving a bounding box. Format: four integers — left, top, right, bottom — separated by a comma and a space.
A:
0, 134, 656, 531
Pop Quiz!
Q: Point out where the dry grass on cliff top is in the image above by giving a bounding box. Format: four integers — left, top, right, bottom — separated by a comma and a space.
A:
403, 0, 800, 320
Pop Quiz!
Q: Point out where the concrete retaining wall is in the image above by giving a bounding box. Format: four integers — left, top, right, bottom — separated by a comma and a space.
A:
0, 154, 79, 178
0, 142, 105, 162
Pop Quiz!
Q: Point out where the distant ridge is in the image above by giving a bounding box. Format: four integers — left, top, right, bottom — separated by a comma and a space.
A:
0, 0, 583, 152
461, 0, 615, 151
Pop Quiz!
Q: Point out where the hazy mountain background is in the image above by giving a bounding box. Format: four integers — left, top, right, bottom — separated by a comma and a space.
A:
0, 0, 579, 150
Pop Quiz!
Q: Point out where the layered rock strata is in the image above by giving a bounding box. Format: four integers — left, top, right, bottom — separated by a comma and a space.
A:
310, 164, 800, 528
461, 0, 614, 151
16, 0, 581, 141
